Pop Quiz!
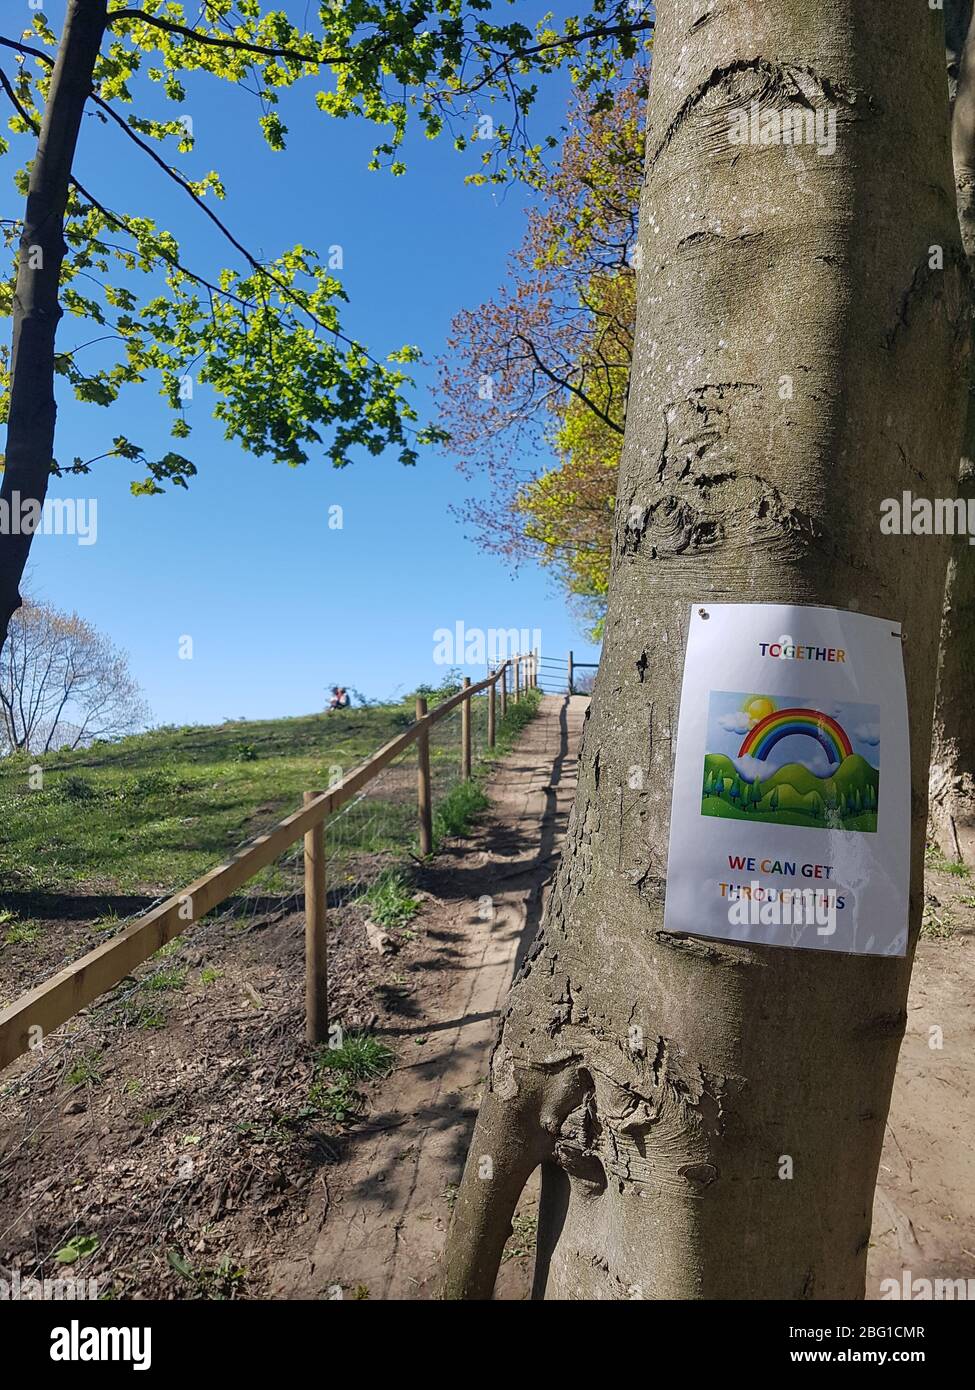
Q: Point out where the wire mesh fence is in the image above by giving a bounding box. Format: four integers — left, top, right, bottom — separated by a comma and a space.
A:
0, 676, 538, 1298
0, 687, 503, 1015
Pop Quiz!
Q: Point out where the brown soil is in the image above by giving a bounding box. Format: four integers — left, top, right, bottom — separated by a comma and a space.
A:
0, 885, 415, 1298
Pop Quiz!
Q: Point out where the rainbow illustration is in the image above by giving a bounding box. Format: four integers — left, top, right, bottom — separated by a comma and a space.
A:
738, 707, 853, 766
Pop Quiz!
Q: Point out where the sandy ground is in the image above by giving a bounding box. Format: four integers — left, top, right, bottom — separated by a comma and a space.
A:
866, 899, 975, 1297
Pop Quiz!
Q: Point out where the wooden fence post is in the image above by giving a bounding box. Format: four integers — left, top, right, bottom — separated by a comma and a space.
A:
416, 696, 433, 856
303, 791, 328, 1045
515, 655, 521, 701
461, 676, 472, 779
487, 670, 496, 748
567, 649, 574, 696
533, 647, 539, 689
501, 663, 508, 718
0, 662, 516, 1072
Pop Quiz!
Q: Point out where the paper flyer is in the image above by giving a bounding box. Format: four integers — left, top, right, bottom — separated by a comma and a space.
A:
662, 604, 910, 955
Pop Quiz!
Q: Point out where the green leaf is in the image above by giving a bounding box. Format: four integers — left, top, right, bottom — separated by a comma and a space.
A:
55, 1234, 100, 1264
167, 1249, 194, 1279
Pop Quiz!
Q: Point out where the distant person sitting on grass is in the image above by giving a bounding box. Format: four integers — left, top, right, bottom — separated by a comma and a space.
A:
327, 686, 351, 711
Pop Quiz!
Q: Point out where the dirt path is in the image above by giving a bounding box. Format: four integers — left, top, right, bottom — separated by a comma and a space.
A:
271, 694, 587, 1300
269, 694, 974, 1302
866, 906, 975, 1296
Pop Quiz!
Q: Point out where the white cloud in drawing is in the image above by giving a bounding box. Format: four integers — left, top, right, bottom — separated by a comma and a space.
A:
731, 749, 838, 783
718, 711, 754, 735
854, 722, 881, 747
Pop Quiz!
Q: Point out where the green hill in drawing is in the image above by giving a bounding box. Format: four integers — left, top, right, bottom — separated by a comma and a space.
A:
702, 753, 879, 833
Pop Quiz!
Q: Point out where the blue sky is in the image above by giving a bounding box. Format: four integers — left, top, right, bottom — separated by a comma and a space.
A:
706, 693, 882, 782
6, 2, 603, 725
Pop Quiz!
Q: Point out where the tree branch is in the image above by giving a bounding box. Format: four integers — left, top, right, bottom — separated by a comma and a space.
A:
0, 59, 371, 366
0, 38, 391, 367
85, 89, 371, 354
513, 334, 626, 435
106, 9, 324, 64
103, 9, 653, 77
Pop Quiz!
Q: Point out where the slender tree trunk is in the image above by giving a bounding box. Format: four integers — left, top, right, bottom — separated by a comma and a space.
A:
443, 0, 968, 1300
930, 0, 975, 865
0, 0, 108, 651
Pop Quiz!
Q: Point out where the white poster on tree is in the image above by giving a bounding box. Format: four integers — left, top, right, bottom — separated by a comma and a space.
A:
663, 603, 910, 956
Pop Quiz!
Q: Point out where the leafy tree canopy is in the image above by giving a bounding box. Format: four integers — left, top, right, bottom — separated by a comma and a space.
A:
436, 62, 646, 636
0, 1, 653, 494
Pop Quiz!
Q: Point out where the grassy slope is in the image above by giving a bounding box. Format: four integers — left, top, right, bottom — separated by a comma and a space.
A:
702, 751, 879, 832
0, 699, 474, 895
701, 794, 877, 832
0, 688, 543, 898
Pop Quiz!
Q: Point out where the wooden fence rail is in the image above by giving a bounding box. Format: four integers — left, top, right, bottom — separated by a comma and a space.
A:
0, 655, 538, 1070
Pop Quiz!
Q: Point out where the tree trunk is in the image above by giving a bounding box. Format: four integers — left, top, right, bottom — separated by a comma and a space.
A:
443, 0, 968, 1300
930, 0, 975, 865
0, 0, 108, 650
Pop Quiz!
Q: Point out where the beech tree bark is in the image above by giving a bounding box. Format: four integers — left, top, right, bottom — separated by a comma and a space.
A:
930, 0, 975, 865
443, 0, 968, 1300
0, 0, 109, 651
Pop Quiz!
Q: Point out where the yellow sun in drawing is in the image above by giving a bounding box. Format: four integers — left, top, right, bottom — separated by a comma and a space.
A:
742, 695, 776, 726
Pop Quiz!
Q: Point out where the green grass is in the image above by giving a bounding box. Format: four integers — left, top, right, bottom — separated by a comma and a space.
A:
66, 1049, 104, 1087
316, 1031, 396, 1080
306, 1032, 396, 1123
3, 920, 40, 946
358, 869, 420, 929
0, 697, 495, 895
925, 845, 971, 878
306, 1072, 363, 1123
153, 936, 184, 959
166, 1250, 247, 1299
426, 687, 540, 849
0, 684, 544, 929
702, 794, 877, 833
921, 907, 956, 940
141, 966, 187, 992
501, 1208, 538, 1262
433, 780, 490, 844
113, 998, 168, 1030
492, 687, 542, 757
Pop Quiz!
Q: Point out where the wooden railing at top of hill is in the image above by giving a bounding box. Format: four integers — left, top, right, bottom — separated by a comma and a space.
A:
0, 652, 542, 1072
